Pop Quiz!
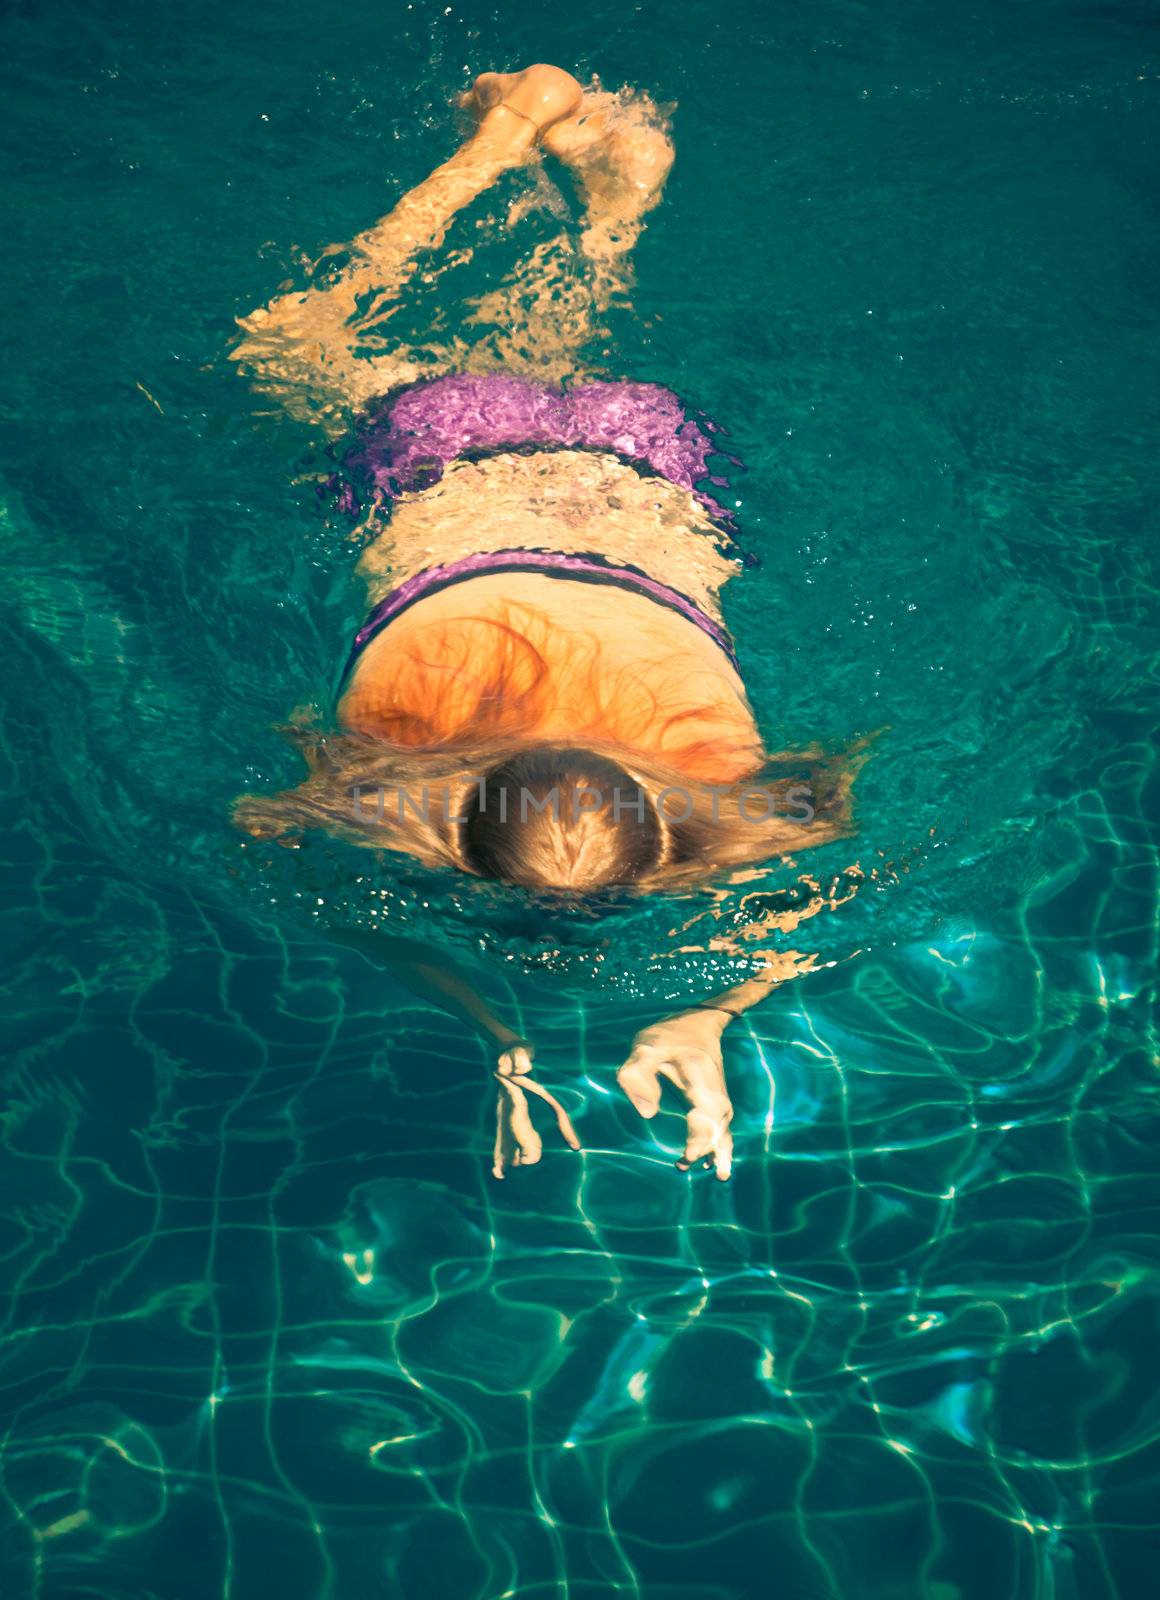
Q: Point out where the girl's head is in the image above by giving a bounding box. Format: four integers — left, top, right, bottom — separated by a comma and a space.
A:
462, 748, 663, 890
235, 731, 859, 894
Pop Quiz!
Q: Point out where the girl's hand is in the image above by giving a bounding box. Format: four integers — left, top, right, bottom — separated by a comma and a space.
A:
616, 1009, 735, 1180
491, 1042, 581, 1179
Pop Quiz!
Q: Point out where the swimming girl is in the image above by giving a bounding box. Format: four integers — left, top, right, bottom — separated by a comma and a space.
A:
232, 64, 858, 1181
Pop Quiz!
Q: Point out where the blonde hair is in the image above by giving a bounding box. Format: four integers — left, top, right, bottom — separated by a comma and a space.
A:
234, 727, 859, 893
239, 598, 863, 891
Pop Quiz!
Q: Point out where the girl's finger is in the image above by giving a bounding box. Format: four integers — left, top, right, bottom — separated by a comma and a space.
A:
496, 1041, 535, 1077
518, 1075, 581, 1150
676, 1133, 715, 1170
616, 1049, 662, 1119
714, 1128, 734, 1182
497, 1076, 542, 1164
676, 1104, 724, 1169
493, 1091, 510, 1179
676, 1118, 733, 1179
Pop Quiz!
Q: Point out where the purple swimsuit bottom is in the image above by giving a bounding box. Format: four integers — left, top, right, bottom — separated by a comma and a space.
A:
338, 374, 743, 687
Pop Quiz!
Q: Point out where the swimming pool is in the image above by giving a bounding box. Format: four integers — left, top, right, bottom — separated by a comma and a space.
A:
1, 0, 1158, 1595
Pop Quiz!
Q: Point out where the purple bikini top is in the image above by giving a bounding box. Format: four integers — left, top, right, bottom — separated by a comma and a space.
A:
340, 547, 739, 685
336, 373, 743, 532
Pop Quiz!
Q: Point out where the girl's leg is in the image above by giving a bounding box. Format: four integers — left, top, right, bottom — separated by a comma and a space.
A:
231, 65, 583, 419
456, 88, 676, 381
544, 89, 675, 282
233, 68, 675, 416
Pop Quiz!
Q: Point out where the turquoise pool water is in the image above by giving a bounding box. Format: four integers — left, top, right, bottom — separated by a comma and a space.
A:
2, 0, 1158, 1595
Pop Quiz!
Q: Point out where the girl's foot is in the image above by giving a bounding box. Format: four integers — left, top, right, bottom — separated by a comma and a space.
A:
541, 88, 675, 262
461, 64, 584, 150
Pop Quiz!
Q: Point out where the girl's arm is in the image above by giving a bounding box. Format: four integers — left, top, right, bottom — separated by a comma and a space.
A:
332, 927, 580, 1176
332, 927, 533, 1067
